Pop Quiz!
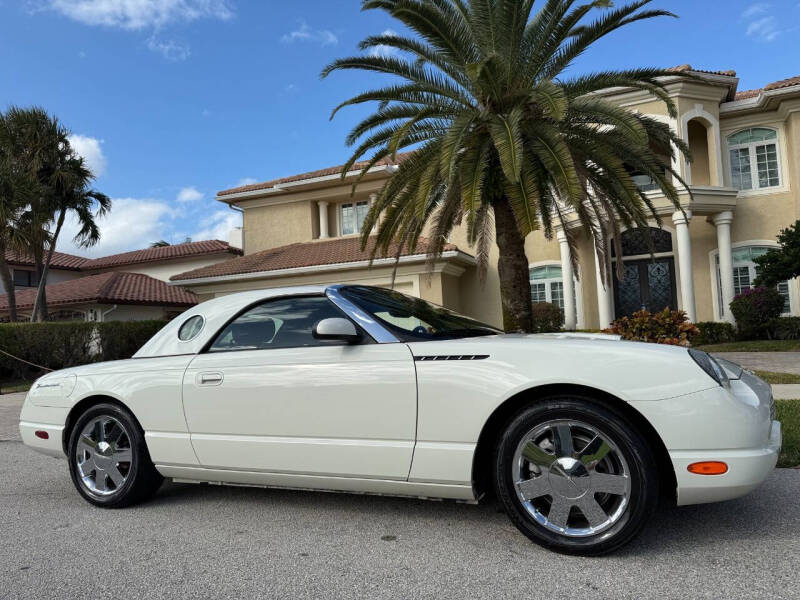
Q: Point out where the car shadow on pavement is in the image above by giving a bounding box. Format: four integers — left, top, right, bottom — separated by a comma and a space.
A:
145, 470, 798, 557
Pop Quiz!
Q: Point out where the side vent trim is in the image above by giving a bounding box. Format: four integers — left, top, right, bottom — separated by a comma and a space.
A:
414, 355, 490, 361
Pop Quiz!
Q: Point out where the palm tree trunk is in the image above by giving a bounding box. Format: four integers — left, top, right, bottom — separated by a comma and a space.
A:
493, 197, 533, 333
31, 210, 65, 322
0, 244, 17, 322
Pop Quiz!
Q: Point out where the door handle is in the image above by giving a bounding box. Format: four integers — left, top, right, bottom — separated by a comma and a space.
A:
198, 372, 224, 386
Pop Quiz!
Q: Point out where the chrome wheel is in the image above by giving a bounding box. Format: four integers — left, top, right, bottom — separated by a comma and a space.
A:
74, 416, 133, 496
512, 419, 631, 538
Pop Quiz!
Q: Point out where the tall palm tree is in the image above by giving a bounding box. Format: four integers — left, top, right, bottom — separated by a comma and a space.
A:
323, 0, 692, 332
2, 106, 110, 321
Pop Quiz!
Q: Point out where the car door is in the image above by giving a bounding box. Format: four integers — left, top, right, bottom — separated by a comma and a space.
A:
181, 294, 417, 480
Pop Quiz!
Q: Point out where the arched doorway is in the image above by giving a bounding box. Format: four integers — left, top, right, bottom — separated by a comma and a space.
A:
612, 228, 678, 318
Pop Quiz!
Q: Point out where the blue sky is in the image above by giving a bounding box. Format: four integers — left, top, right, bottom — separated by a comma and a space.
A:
2, 0, 799, 257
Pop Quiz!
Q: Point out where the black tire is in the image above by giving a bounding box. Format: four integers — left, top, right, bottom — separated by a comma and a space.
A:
494, 396, 658, 556
67, 402, 163, 508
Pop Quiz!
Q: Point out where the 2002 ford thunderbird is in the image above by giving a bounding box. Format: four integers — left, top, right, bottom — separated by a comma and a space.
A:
20, 284, 781, 555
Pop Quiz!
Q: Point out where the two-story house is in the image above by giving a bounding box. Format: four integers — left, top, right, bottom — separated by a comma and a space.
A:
171, 66, 800, 330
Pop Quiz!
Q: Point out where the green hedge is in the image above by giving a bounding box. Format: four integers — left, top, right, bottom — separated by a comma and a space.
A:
694, 321, 736, 346
0, 320, 167, 381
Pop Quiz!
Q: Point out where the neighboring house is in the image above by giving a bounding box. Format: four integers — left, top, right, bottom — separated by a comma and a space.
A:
0, 240, 242, 321
171, 66, 800, 330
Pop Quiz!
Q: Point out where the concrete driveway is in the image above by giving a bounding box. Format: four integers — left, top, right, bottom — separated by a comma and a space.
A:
2, 393, 798, 600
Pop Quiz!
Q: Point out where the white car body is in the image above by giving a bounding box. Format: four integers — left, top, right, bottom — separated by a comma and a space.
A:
20, 284, 781, 507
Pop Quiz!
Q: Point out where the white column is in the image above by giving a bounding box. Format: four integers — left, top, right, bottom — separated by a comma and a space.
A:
594, 246, 614, 329
714, 210, 735, 323
672, 209, 696, 322
557, 231, 577, 330
318, 201, 329, 239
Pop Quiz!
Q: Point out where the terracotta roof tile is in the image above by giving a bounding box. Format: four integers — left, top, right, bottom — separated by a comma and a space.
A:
667, 64, 737, 77
218, 153, 412, 197
81, 240, 241, 270
0, 272, 198, 311
171, 235, 465, 282
764, 74, 800, 91
734, 88, 762, 100
4, 249, 87, 271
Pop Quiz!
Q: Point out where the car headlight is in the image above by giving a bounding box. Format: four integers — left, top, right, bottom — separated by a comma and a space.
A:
688, 349, 730, 388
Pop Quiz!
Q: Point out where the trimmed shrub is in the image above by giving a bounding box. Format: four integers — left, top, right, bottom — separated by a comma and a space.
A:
772, 316, 800, 340
0, 320, 168, 382
605, 308, 699, 346
96, 320, 169, 362
530, 302, 563, 333
694, 321, 736, 346
729, 287, 785, 339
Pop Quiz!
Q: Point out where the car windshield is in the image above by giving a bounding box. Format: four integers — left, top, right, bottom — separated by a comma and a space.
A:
340, 285, 502, 342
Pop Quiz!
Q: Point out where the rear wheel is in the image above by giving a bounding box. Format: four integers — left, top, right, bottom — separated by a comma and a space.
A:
67, 403, 163, 508
494, 396, 658, 555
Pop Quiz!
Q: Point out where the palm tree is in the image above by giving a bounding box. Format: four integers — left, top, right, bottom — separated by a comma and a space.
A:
150, 240, 171, 248
322, 0, 692, 332
2, 107, 110, 321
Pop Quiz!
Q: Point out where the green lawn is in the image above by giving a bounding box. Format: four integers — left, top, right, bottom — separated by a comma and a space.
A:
696, 339, 800, 352
777, 399, 800, 468
754, 370, 800, 385
0, 381, 31, 394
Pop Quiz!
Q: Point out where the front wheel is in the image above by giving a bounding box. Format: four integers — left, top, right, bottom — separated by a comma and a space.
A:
67, 403, 163, 508
494, 397, 658, 555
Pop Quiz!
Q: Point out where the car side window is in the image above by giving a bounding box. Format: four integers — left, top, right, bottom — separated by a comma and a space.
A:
208, 296, 351, 352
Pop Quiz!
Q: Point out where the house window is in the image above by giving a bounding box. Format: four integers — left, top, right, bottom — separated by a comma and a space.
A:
529, 265, 573, 312
340, 201, 369, 236
727, 128, 781, 191
12, 269, 38, 288
716, 246, 791, 314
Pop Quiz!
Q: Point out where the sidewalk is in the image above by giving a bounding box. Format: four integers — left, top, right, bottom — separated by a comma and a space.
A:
712, 352, 800, 375
771, 385, 800, 400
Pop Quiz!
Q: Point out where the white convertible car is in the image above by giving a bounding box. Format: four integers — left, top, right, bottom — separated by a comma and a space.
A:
20, 284, 781, 555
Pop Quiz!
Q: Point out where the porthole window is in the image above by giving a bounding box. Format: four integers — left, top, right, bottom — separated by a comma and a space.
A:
178, 315, 205, 341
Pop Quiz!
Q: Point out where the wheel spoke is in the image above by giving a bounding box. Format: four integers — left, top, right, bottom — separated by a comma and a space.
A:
113, 447, 132, 463
78, 434, 97, 452
592, 472, 628, 495
107, 423, 125, 444
552, 424, 575, 457
79, 459, 94, 477
107, 466, 125, 488
94, 471, 107, 492
517, 476, 552, 501
521, 440, 554, 468
94, 419, 106, 443
578, 435, 612, 467
547, 497, 572, 529
577, 495, 609, 529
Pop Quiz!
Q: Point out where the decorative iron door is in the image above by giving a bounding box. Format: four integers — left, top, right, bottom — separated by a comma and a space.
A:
612, 258, 678, 319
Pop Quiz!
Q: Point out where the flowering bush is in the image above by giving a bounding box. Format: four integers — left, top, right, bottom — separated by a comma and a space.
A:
605, 308, 699, 346
530, 302, 563, 333
729, 287, 786, 339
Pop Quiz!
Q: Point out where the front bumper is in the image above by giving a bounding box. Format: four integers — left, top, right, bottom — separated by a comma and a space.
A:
672, 419, 781, 506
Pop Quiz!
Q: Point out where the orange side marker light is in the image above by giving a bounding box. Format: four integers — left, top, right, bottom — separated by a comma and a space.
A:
687, 461, 728, 475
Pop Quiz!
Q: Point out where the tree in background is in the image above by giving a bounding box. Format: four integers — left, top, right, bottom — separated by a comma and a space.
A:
150, 240, 171, 247
323, 0, 692, 332
0, 106, 110, 321
754, 221, 800, 288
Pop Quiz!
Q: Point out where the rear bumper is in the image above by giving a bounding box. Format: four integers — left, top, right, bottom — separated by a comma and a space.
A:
673, 420, 781, 506
19, 421, 66, 458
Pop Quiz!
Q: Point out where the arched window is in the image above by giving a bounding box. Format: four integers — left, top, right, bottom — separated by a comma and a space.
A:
612, 227, 673, 258
727, 128, 781, 191
529, 265, 565, 307
716, 245, 790, 314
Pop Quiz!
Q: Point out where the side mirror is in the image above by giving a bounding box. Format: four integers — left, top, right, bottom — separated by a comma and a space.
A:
312, 317, 361, 343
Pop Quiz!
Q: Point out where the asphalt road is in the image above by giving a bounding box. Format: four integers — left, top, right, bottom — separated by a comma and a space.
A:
2, 394, 799, 600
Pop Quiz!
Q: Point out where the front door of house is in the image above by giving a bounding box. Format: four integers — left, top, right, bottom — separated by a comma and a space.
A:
613, 258, 678, 318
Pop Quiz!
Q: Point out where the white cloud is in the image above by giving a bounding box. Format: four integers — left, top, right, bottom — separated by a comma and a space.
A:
742, 2, 770, 18
281, 19, 337, 46
146, 36, 190, 61
68, 134, 106, 177
191, 209, 241, 242
368, 29, 399, 58
57, 197, 177, 257
235, 177, 258, 186
44, 0, 233, 30
177, 186, 203, 203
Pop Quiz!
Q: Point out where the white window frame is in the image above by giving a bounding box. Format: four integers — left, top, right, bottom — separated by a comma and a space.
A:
338, 200, 370, 236
528, 262, 584, 327
725, 127, 784, 194
708, 241, 798, 321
